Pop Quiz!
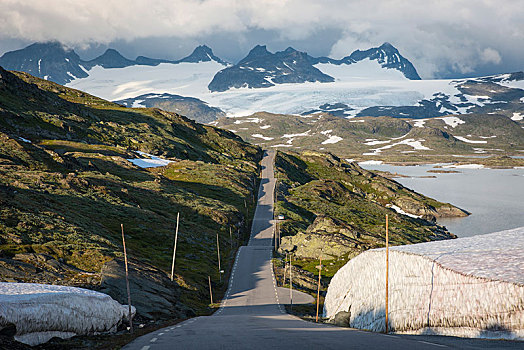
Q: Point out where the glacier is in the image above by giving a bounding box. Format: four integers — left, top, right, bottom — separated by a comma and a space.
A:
0, 282, 135, 345
324, 227, 524, 340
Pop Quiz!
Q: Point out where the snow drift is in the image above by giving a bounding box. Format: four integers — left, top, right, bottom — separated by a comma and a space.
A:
324, 227, 524, 340
0, 282, 135, 345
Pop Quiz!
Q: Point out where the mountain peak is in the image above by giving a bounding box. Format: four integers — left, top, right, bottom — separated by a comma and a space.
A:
84, 48, 136, 69
248, 45, 270, 56
379, 42, 396, 50
177, 45, 225, 64
0, 41, 86, 84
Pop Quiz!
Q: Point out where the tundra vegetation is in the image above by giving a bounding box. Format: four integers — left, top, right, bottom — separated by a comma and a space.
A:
0, 66, 262, 330
272, 150, 467, 318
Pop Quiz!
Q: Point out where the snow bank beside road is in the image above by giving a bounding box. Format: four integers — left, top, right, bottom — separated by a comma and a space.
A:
324, 227, 524, 340
0, 283, 134, 345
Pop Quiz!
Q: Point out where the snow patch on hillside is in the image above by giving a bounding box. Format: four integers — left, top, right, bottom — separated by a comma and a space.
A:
512, 112, 523, 121
439, 116, 465, 128
364, 138, 431, 155
386, 204, 422, 218
321, 135, 343, 144
0, 283, 134, 345
128, 151, 173, 168
454, 136, 488, 144
251, 134, 274, 141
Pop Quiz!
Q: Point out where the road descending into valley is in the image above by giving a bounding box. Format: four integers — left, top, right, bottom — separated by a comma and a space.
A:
124, 150, 521, 350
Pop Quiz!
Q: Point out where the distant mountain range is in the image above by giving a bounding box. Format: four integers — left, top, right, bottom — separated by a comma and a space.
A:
0, 42, 226, 84
208, 42, 420, 92
0, 41, 419, 88
1, 41, 522, 127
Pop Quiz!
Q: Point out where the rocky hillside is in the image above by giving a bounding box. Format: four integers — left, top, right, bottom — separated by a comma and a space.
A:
215, 112, 524, 164
0, 66, 262, 321
273, 151, 466, 297
115, 93, 226, 124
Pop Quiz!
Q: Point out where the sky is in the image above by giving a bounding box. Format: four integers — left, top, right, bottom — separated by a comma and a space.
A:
0, 0, 523, 79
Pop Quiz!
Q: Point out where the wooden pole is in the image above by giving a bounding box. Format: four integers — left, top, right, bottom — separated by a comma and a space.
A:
385, 214, 389, 334
274, 220, 278, 251
217, 233, 221, 282
289, 255, 293, 311
284, 254, 287, 286
316, 256, 322, 323
277, 221, 281, 248
121, 224, 133, 333
229, 226, 233, 249
208, 276, 213, 305
170, 212, 179, 282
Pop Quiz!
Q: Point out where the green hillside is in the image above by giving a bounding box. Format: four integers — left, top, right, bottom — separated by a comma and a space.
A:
215, 112, 524, 166
0, 66, 262, 320
272, 150, 467, 301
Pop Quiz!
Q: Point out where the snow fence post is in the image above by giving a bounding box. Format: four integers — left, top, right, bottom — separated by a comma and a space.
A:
316, 256, 322, 323
385, 215, 389, 334
171, 212, 180, 281
121, 223, 134, 333
217, 233, 221, 282
208, 276, 213, 305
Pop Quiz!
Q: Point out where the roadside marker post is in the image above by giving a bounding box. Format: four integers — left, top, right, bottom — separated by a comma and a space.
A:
289, 255, 293, 312
385, 214, 389, 334
170, 212, 179, 282
316, 256, 322, 323
217, 233, 222, 282
121, 224, 133, 333
208, 276, 213, 305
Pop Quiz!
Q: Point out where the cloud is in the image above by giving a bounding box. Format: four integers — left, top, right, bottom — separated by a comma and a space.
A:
0, 0, 522, 78
481, 48, 502, 65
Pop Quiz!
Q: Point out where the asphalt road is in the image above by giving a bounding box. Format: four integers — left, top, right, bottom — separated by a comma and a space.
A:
124, 150, 522, 350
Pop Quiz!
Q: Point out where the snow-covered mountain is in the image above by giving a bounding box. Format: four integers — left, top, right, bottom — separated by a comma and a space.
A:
0, 42, 226, 85
208, 43, 420, 92
311, 42, 421, 80
0, 42, 89, 84
2, 41, 522, 124
208, 45, 334, 92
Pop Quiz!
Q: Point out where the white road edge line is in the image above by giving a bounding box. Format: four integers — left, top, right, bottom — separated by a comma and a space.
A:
418, 341, 448, 348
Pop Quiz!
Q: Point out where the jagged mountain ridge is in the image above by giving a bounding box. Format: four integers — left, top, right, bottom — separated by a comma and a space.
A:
0, 42, 227, 84
208, 45, 335, 92
1, 41, 420, 89
208, 43, 420, 92
311, 42, 421, 80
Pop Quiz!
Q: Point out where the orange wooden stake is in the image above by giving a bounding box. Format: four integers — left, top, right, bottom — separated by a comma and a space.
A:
385, 214, 389, 334
316, 256, 322, 323
121, 224, 133, 333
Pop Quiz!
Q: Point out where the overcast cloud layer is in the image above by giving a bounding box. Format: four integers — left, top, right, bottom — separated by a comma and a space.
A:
0, 0, 523, 78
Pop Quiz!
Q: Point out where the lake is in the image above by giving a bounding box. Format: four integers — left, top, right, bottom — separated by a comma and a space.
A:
359, 163, 524, 238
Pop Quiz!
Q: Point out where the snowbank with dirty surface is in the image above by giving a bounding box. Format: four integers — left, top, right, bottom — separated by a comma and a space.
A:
0, 282, 134, 345
324, 227, 524, 340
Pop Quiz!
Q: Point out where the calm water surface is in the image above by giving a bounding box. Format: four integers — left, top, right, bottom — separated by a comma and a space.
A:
360, 163, 524, 237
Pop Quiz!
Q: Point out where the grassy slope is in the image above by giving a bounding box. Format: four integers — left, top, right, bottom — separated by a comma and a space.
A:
273, 150, 461, 297
0, 67, 262, 315
215, 112, 524, 166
